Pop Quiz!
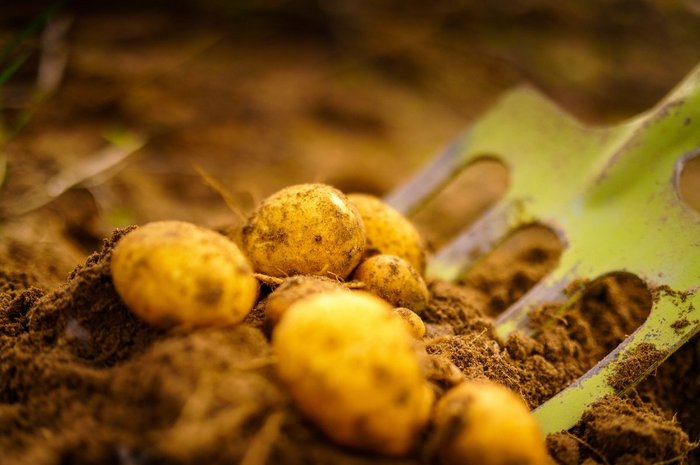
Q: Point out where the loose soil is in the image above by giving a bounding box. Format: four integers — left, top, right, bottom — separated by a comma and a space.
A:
3, 2, 700, 464
1, 225, 697, 464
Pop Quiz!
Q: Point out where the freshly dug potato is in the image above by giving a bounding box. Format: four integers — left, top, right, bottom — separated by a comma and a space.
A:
433, 380, 548, 465
265, 275, 346, 325
111, 221, 258, 327
347, 193, 426, 273
243, 184, 366, 279
394, 307, 426, 339
353, 254, 429, 313
273, 291, 434, 456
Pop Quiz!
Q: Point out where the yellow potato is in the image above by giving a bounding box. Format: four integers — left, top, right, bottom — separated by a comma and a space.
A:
433, 380, 548, 465
347, 193, 426, 273
264, 275, 346, 326
111, 221, 258, 327
243, 184, 366, 279
353, 254, 429, 313
394, 307, 426, 339
273, 291, 434, 456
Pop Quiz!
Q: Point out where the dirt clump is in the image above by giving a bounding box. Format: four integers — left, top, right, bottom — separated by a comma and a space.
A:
608, 343, 667, 392
548, 395, 695, 465
639, 334, 700, 464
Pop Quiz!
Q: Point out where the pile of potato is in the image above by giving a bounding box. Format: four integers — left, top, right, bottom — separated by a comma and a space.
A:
110, 183, 548, 464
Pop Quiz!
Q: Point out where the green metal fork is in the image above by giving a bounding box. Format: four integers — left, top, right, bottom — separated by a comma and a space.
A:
385, 64, 700, 435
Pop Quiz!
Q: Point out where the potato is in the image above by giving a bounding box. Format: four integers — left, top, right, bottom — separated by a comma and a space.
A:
265, 275, 346, 326
433, 380, 548, 465
273, 291, 434, 456
353, 254, 429, 313
111, 221, 258, 327
243, 184, 366, 279
347, 193, 426, 273
394, 307, 426, 339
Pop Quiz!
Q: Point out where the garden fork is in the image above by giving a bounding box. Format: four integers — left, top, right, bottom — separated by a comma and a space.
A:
385, 64, 700, 435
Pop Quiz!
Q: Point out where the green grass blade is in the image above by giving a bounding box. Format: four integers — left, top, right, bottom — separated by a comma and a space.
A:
0, 1, 64, 67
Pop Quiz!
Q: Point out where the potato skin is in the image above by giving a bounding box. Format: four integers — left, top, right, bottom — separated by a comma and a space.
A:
265, 275, 346, 326
273, 291, 434, 456
111, 221, 258, 327
243, 184, 366, 279
433, 380, 549, 465
353, 254, 429, 313
347, 193, 426, 274
394, 307, 426, 339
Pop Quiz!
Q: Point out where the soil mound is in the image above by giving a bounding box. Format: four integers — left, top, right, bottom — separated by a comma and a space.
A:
1, 228, 697, 464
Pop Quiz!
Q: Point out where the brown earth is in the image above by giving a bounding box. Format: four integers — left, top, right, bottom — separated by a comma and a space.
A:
1, 223, 697, 465
2, 2, 700, 465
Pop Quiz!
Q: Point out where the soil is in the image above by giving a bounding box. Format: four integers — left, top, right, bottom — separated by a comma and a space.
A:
2, 2, 700, 465
547, 394, 693, 465
608, 343, 667, 392
1, 224, 698, 465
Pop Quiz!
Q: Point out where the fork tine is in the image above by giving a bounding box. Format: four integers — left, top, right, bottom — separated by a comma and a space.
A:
384, 131, 476, 216
493, 266, 578, 338
426, 199, 525, 281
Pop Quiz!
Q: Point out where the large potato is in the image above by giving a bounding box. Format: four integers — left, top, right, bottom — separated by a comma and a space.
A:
352, 254, 429, 313
242, 184, 366, 279
433, 380, 548, 465
347, 193, 426, 273
273, 291, 434, 456
111, 221, 258, 327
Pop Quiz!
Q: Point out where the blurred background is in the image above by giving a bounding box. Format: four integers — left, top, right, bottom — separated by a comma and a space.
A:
2, 0, 700, 286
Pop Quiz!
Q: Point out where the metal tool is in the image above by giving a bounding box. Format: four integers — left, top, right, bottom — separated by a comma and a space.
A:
386, 64, 700, 435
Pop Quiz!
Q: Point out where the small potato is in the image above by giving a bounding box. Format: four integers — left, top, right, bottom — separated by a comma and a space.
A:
111, 221, 258, 327
394, 307, 426, 339
243, 184, 366, 279
353, 254, 429, 313
265, 275, 347, 326
347, 193, 426, 273
433, 380, 548, 465
273, 291, 434, 456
